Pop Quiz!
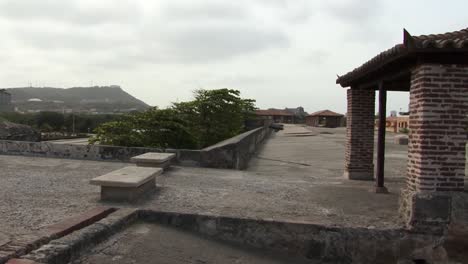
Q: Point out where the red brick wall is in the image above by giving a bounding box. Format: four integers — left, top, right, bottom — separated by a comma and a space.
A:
305, 116, 318, 126
345, 89, 375, 180
407, 64, 468, 192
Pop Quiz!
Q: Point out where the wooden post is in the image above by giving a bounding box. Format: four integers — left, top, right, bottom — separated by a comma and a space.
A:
376, 82, 389, 193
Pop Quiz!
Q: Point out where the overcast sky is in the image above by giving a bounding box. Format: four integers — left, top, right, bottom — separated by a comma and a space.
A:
0, 0, 466, 114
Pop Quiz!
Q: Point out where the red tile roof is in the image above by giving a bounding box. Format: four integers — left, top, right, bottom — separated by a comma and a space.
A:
336, 27, 468, 86
307, 110, 343, 117
255, 109, 294, 116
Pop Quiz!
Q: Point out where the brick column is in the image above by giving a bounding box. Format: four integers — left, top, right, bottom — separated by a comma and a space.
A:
344, 88, 375, 180
400, 64, 468, 232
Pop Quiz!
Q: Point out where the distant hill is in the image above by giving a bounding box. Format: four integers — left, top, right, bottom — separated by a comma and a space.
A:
4, 86, 150, 113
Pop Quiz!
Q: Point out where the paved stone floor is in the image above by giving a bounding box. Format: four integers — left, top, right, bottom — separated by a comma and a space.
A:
70, 222, 315, 264
0, 124, 408, 242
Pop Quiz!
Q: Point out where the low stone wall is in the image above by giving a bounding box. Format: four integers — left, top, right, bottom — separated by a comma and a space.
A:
140, 210, 444, 264
199, 126, 272, 170
0, 126, 272, 170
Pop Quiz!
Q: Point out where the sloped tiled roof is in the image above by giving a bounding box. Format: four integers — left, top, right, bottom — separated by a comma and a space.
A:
255, 109, 294, 116
308, 110, 343, 117
412, 28, 468, 48
336, 28, 468, 86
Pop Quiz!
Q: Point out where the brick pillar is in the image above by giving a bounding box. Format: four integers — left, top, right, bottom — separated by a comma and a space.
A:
400, 64, 468, 232
344, 88, 375, 180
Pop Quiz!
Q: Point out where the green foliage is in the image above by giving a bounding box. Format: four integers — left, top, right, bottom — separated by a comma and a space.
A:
190, 89, 256, 147
91, 89, 256, 149
399, 127, 409, 134
37, 112, 65, 131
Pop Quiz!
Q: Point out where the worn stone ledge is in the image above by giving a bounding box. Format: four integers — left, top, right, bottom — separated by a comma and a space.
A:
199, 126, 273, 170
5, 259, 42, 264
0, 207, 116, 264
22, 209, 138, 264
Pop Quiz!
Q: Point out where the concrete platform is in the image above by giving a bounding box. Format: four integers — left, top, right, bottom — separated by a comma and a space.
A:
130, 152, 175, 169
90, 167, 162, 188
90, 167, 162, 202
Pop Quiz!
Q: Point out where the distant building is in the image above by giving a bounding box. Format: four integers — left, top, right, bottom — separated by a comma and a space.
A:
0, 89, 13, 112
255, 109, 295, 123
375, 116, 409, 133
305, 110, 344, 128
285, 106, 306, 116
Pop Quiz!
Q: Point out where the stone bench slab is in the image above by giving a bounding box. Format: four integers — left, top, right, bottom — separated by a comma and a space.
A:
90, 166, 162, 188
131, 152, 176, 169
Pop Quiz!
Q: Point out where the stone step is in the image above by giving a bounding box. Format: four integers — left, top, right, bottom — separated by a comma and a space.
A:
90, 166, 162, 202
130, 152, 176, 170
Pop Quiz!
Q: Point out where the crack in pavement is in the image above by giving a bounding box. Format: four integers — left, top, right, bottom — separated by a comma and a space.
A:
254, 156, 312, 167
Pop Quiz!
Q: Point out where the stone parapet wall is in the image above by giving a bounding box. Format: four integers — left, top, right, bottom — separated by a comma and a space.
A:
0, 140, 164, 162
0, 126, 272, 170
200, 125, 272, 170
140, 210, 445, 264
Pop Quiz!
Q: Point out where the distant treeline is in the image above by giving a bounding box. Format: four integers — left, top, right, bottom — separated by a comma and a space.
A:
0, 112, 121, 133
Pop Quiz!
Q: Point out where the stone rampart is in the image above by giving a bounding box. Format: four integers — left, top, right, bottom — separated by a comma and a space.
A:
0, 126, 272, 170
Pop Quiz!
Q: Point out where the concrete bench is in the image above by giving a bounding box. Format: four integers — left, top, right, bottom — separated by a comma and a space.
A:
130, 152, 176, 169
90, 166, 162, 202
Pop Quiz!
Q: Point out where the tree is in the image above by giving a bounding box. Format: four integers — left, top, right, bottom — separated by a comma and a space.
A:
190, 89, 256, 147
36, 112, 64, 131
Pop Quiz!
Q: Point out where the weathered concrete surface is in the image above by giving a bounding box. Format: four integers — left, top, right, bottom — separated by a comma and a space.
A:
69, 222, 313, 264
0, 155, 129, 237
131, 152, 175, 163
0, 124, 408, 239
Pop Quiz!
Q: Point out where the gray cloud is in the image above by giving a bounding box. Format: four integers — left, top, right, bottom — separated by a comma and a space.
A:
154, 25, 289, 63
326, 0, 382, 23
3, 0, 290, 66
162, 2, 250, 20
304, 50, 331, 65
0, 0, 140, 25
